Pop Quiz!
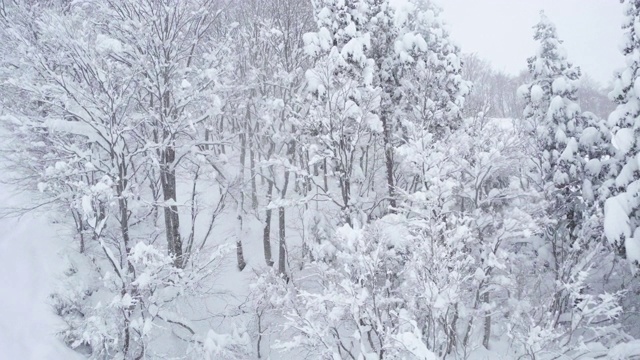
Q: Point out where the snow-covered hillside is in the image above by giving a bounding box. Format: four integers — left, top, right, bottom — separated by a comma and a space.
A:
0, 188, 80, 359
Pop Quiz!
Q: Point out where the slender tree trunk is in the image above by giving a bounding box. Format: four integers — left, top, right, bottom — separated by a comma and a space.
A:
463, 280, 486, 349
278, 140, 295, 277
304, 150, 312, 192
256, 310, 264, 359
118, 156, 135, 355
447, 303, 459, 354
158, 67, 183, 267
149, 167, 160, 226
278, 206, 286, 276
161, 143, 183, 268
263, 178, 274, 267
236, 129, 248, 271
380, 114, 396, 213
79, 230, 85, 254
219, 118, 226, 155
483, 292, 491, 349
183, 167, 200, 265
123, 315, 131, 357
72, 210, 85, 254
115, 154, 135, 273
323, 158, 328, 192
249, 125, 258, 210
236, 211, 247, 271
339, 175, 352, 227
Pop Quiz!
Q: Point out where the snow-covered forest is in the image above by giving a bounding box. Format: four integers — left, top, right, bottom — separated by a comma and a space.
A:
0, 0, 639, 359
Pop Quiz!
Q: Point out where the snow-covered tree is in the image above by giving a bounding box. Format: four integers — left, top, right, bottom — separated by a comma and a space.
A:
101, 0, 232, 268
392, 0, 470, 138
517, 12, 596, 316
373, 0, 471, 210
302, 0, 383, 227
396, 114, 545, 354
389, 0, 470, 200
269, 220, 438, 359
512, 13, 630, 357
301, 0, 470, 224
0, 2, 250, 358
518, 12, 582, 193
604, 0, 640, 268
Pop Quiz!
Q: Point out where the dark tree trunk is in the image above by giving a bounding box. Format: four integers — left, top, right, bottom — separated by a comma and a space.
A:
161, 144, 183, 268
483, 292, 491, 349
278, 140, 295, 277
249, 128, 258, 210
236, 215, 247, 271
278, 206, 286, 276
380, 113, 397, 213
236, 129, 248, 271
263, 179, 274, 267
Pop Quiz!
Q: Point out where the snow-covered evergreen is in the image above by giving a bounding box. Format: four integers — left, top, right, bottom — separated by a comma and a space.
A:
605, 0, 640, 268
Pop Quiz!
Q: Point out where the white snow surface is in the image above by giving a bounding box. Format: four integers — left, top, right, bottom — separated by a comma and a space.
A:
612, 128, 635, 155
95, 34, 123, 54
628, 228, 640, 266
604, 194, 631, 246
0, 187, 81, 359
530, 84, 544, 103
579, 126, 600, 146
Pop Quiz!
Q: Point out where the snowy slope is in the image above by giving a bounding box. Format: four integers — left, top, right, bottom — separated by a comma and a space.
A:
0, 188, 81, 359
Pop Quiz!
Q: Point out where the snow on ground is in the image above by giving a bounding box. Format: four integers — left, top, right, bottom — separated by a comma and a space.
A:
0, 187, 81, 359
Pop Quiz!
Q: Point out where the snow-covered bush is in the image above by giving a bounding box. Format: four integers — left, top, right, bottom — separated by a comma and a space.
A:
52, 241, 235, 359
254, 218, 437, 359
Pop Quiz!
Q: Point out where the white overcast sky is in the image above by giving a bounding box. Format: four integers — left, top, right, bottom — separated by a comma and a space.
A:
438, 0, 625, 86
